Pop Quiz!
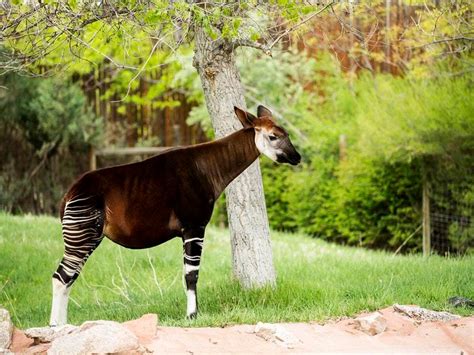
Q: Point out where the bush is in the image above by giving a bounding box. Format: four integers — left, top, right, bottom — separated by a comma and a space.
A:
0, 74, 103, 214
236, 51, 472, 253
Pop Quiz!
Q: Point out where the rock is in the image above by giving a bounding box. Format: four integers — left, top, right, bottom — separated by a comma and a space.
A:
9, 328, 33, 352
123, 313, 158, 345
24, 343, 51, 354
0, 308, 13, 350
254, 323, 275, 341
448, 296, 474, 308
354, 312, 387, 336
48, 320, 142, 355
254, 322, 300, 348
24, 324, 78, 344
393, 304, 461, 322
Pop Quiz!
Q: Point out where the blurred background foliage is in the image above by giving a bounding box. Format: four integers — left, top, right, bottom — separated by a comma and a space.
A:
0, 0, 472, 253
231, 50, 473, 253
0, 72, 103, 213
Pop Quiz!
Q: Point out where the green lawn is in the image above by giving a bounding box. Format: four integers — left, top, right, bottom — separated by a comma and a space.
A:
0, 213, 472, 329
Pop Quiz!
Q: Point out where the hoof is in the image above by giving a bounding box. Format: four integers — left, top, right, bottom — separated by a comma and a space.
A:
187, 312, 197, 320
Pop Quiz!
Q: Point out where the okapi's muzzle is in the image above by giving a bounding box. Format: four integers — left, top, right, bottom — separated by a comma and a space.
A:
277, 144, 301, 166
282, 151, 302, 166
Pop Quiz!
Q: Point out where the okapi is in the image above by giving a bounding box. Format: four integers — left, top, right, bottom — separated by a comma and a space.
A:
50, 105, 301, 326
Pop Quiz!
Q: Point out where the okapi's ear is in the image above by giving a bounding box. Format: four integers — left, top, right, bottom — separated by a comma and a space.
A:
257, 105, 272, 118
234, 106, 257, 128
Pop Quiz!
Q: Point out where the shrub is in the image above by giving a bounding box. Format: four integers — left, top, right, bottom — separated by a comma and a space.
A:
0, 74, 103, 214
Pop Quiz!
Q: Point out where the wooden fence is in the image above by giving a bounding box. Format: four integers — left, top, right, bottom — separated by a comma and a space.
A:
80, 69, 207, 149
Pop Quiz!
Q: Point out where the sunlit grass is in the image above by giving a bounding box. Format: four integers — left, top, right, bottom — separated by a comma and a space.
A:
0, 213, 472, 328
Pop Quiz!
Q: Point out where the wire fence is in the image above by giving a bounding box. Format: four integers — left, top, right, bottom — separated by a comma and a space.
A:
430, 179, 473, 256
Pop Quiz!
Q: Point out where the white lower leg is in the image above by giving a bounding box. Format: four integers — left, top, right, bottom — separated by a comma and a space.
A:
186, 289, 197, 317
184, 263, 199, 317
50, 278, 71, 326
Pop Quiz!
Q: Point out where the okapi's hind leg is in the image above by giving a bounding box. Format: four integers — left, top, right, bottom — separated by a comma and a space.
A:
182, 226, 205, 319
50, 196, 104, 326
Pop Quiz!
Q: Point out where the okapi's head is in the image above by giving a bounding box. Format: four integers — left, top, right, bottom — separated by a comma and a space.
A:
234, 105, 301, 166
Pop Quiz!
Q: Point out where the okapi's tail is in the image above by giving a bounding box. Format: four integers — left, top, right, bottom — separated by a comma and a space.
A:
59, 197, 67, 221
58, 172, 104, 222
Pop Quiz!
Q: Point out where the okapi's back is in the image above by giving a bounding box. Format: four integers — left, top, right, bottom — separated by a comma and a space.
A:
61, 150, 191, 248
63, 151, 173, 199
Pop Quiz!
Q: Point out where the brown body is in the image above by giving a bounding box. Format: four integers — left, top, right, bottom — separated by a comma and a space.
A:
61, 128, 259, 249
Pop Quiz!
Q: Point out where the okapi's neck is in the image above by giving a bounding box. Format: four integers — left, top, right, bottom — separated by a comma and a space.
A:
194, 128, 260, 199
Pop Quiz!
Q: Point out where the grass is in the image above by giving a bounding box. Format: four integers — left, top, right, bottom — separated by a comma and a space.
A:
0, 213, 472, 329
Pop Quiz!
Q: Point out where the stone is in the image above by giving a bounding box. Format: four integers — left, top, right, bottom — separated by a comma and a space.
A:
0, 308, 13, 350
123, 313, 158, 345
393, 304, 461, 322
24, 343, 51, 354
354, 312, 387, 336
448, 296, 474, 308
9, 328, 33, 352
254, 323, 275, 341
48, 320, 142, 355
254, 322, 300, 348
24, 324, 78, 344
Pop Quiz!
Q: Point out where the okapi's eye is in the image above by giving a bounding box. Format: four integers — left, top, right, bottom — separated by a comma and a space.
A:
269, 135, 278, 141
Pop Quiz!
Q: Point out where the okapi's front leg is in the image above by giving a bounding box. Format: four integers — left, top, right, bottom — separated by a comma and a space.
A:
182, 226, 204, 319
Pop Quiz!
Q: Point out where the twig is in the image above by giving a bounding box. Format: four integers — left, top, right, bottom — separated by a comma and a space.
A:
79, 8, 132, 28
111, 274, 131, 301
147, 251, 164, 298
267, 1, 336, 50
235, 1, 335, 56
130, 276, 149, 297
111, 37, 163, 102
60, 25, 138, 70
412, 36, 474, 49
393, 224, 422, 256
29, 137, 61, 179
69, 296, 81, 308
2, 3, 46, 31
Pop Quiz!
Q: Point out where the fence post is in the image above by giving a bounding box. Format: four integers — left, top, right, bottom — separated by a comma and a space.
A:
339, 134, 347, 161
422, 180, 431, 257
89, 146, 96, 171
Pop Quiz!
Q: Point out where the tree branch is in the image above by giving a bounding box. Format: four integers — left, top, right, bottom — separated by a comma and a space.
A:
413, 36, 474, 49
233, 39, 272, 56
78, 8, 132, 29
267, 0, 336, 50
234, 1, 335, 56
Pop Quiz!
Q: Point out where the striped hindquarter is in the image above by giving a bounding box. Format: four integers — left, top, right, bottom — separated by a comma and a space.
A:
51, 196, 104, 326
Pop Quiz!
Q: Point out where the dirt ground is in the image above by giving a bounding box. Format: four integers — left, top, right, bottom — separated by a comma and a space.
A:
10, 306, 474, 354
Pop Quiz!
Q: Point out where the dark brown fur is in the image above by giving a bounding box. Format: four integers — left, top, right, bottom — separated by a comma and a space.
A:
61, 128, 259, 249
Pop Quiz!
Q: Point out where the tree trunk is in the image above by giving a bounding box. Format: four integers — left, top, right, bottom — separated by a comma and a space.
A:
384, 0, 392, 73
193, 28, 276, 288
